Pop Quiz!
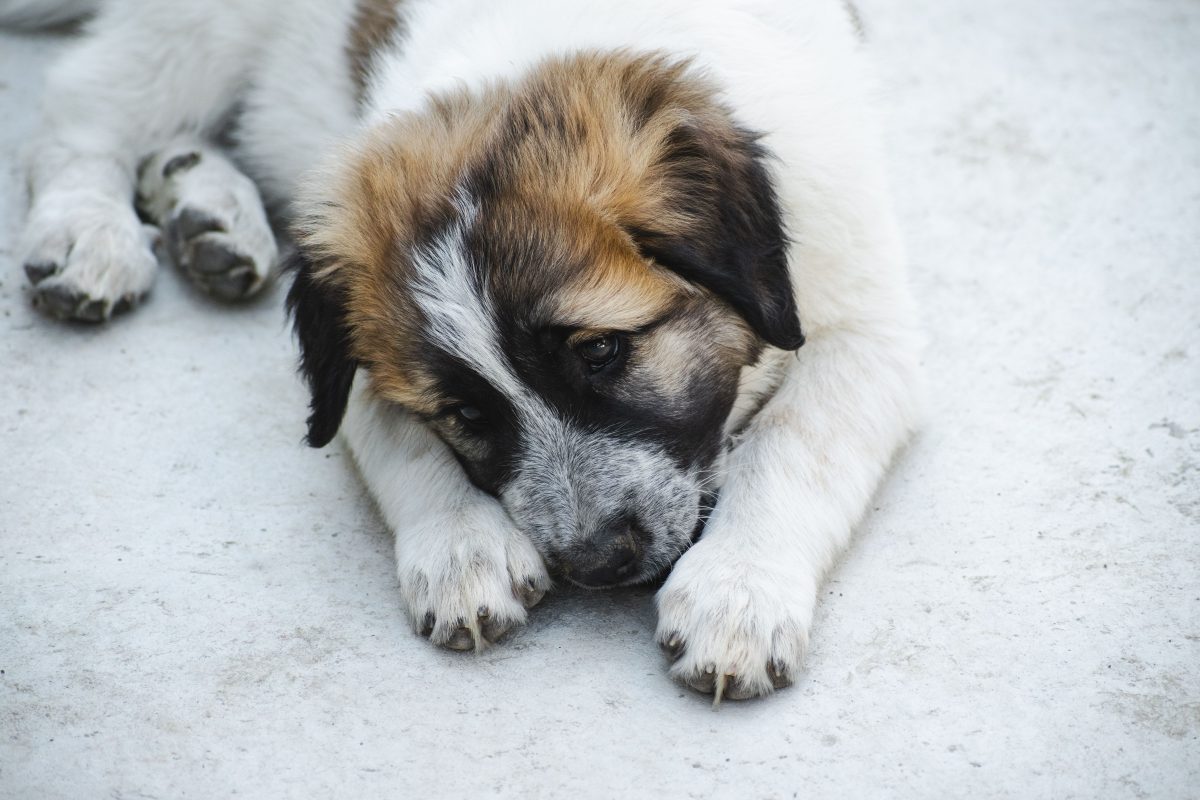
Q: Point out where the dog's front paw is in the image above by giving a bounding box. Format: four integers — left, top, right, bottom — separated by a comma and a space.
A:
396, 503, 551, 652
656, 541, 815, 703
21, 196, 159, 322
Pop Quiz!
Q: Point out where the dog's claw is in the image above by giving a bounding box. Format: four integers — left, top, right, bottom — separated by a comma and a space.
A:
660, 632, 684, 659
768, 660, 792, 690
669, 643, 790, 702
445, 625, 475, 651
417, 574, 546, 652
712, 674, 731, 707
517, 578, 545, 609
685, 666, 718, 695
480, 616, 512, 644
724, 675, 758, 702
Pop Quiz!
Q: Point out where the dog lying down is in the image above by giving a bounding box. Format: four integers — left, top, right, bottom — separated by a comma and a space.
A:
13, 0, 922, 702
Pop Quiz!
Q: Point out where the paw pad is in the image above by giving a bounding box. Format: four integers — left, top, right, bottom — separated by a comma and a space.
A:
165, 206, 266, 301
161, 151, 201, 178
24, 261, 58, 286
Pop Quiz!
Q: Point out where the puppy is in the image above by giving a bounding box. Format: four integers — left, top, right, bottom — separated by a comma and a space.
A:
13, 0, 922, 701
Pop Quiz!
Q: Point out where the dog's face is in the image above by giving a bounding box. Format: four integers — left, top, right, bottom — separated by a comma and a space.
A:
288, 53, 803, 587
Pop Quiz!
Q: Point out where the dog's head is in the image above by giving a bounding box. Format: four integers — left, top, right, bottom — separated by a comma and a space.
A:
288, 53, 803, 587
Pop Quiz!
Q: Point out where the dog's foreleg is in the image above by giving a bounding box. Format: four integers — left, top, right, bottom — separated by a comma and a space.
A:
341, 378, 552, 651
656, 326, 922, 701
20, 2, 273, 319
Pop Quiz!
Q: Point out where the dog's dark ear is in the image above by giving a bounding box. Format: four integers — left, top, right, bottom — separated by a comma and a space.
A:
285, 247, 358, 447
629, 123, 804, 351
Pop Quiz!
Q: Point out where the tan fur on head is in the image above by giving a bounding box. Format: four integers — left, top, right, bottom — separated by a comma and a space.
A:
294, 50, 763, 412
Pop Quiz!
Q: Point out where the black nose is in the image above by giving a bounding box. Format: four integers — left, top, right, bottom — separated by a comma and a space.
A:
572, 521, 643, 588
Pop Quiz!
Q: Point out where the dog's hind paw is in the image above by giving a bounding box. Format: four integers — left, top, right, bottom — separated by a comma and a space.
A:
138, 142, 277, 301
21, 197, 159, 322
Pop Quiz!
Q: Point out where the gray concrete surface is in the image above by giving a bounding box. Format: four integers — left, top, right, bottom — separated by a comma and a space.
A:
1, 1, 1197, 797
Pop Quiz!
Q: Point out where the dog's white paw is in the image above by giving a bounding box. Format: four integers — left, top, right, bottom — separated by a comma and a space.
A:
138, 144, 277, 301
21, 194, 159, 322
656, 539, 814, 703
396, 501, 551, 652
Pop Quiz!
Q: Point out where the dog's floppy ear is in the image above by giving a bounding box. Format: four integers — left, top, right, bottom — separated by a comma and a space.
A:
285, 247, 358, 447
628, 122, 804, 351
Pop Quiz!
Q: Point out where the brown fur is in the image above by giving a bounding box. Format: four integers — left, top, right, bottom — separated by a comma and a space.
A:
296, 50, 761, 413
346, 0, 405, 103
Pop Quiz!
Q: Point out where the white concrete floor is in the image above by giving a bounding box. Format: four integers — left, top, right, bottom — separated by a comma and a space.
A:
1, 1, 1197, 797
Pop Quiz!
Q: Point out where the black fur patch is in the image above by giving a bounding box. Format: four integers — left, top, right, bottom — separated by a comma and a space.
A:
424, 205, 743, 495
418, 344, 521, 493
629, 124, 805, 352
284, 248, 359, 447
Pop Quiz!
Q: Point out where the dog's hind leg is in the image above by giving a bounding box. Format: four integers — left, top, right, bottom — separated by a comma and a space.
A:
137, 138, 277, 301
19, 1, 278, 320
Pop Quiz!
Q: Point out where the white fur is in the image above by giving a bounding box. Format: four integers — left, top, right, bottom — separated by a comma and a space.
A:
18, 0, 285, 313
409, 196, 703, 577
19, 0, 923, 698
409, 194, 517, 398
342, 377, 552, 651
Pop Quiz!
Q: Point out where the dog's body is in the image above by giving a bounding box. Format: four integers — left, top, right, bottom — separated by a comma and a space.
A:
12, 0, 922, 701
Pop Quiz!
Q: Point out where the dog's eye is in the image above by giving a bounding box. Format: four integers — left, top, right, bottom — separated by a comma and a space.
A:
577, 335, 621, 370
456, 405, 486, 426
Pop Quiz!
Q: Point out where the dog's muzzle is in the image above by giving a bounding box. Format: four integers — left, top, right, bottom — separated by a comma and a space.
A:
564, 515, 647, 588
